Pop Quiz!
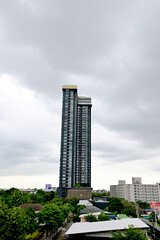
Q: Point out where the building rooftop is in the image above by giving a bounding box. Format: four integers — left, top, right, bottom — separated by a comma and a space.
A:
62, 85, 77, 89
21, 204, 43, 211
80, 206, 104, 214
78, 200, 93, 207
117, 214, 130, 219
65, 218, 149, 236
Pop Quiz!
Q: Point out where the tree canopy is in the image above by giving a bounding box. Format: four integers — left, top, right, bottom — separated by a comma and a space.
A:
121, 200, 136, 217
136, 201, 150, 210
0, 201, 34, 240
38, 202, 65, 236
98, 213, 110, 221
112, 226, 148, 240
108, 197, 124, 213
84, 214, 97, 222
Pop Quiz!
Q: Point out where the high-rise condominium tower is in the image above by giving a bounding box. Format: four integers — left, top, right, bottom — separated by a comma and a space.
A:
58, 85, 92, 197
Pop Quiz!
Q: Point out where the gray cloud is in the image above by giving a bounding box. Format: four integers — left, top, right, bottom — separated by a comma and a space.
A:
0, 0, 160, 188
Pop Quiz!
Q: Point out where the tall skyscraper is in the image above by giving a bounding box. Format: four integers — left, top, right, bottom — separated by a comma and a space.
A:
58, 85, 92, 198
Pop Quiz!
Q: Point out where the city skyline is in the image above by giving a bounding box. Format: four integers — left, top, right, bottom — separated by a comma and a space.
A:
1, 1, 160, 189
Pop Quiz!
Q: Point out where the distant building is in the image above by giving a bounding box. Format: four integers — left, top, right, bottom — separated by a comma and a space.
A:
45, 184, 52, 190
58, 86, 92, 198
44, 184, 56, 192
110, 177, 160, 203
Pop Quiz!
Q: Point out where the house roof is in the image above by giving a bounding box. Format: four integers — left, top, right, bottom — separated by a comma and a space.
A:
79, 212, 103, 218
21, 204, 43, 211
65, 218, 149, 235
78, 200, 93, 207
117, 214, 129, 219
80, 206, 103, 214
80, 211, 111, 218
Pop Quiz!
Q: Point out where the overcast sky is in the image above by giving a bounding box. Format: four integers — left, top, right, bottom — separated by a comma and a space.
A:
1, 0, 160, 190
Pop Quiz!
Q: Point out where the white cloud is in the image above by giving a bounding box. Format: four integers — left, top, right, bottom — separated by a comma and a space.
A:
0, 74, 60, 186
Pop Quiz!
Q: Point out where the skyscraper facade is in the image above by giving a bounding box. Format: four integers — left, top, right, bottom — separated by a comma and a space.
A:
58, 85, 92, 197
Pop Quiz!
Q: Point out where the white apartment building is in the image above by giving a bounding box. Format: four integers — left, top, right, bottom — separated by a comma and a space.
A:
110, 178, 160, 203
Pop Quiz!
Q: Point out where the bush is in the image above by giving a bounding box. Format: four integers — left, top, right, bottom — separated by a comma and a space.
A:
85, 214, 97, 222
72, 214, 80, 222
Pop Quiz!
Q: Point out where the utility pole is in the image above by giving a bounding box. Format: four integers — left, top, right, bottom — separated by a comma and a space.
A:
136, 204, 139, 218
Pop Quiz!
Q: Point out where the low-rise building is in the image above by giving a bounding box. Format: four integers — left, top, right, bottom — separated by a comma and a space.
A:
65, 218, 149, 239
110, 177, 160, 203
67, 188, 92, 199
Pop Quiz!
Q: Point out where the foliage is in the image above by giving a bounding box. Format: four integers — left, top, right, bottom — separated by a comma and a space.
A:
98, 213, 110, 221
108, 198, 138, 217
0, 201, 32, 240
72, 214, 80, 222
62, 196, 81, 214
84, 214, 97, 222
0, 189, 32, 208
25, 230, 39, 240
108, 197, 124, 213
112, 225, 148, 240
63, 203, 74, 215
92, 192, 110, 198
74, 183, 82, 188
121, 200, 136, 217
0, 188, 56, 207
136, 201, 150, 210
24, 206, 39, 234
103, 206, 109, 211
75, 205, 86, 214
51, 196, 63, 206
50, 197, 73, 217
68, 196, 79, 206
38, 202, 65, 237
30, 189, 55, 204
0, 189, 69, 239
149, 211, 157, 222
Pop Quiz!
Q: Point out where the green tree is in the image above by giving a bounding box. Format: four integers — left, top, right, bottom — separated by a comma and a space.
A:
108, 197, 124, 213
136, 201, 150, 210
38, 203, 65, 237
149, 211, 157, 223
0, 189, 32, 207
69, 196, 79, 206
98, 213, 110, 221
92, 192, 110, 198
72, 214, 80, 222
30, 189, 55, 204
121, 200, 136, 217
75, 205, 86, 214
24, 206, 39, 234
64, 197, 80, 214
74, 183, 82, 188
112, 226, 148, 240
85, 214, 97, 222
0, 201, 32, 240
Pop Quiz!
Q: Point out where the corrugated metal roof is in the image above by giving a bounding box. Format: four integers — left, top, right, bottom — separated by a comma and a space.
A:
65, 218, 149, 235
